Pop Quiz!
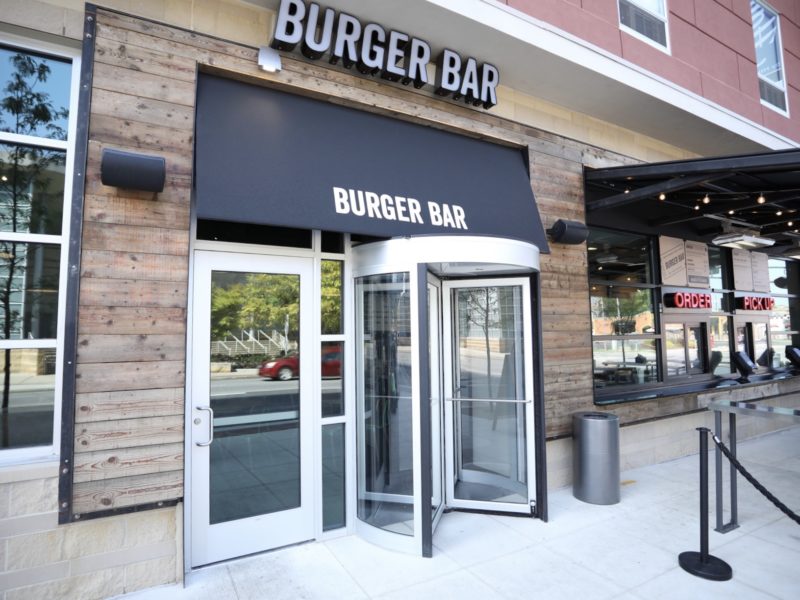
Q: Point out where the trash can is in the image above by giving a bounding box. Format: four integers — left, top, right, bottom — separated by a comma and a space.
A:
572, 412, 620, 505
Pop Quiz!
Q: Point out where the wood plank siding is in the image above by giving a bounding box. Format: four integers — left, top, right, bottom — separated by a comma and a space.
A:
72, 10, 195, 514
73, 8, 638, 515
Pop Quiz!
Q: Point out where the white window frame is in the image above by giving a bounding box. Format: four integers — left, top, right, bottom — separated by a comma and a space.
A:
0, 31, 80, 466
618, 0, 671, 54
750, 0, 789, 116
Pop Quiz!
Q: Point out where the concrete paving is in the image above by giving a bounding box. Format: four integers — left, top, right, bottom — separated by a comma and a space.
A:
115, 426, 800, 600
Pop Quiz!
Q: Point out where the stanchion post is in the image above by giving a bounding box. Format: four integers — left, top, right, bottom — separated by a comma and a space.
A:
679, 427, 733, 581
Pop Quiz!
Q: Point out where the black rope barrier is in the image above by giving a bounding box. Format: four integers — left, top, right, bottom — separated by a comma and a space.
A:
709, 430, 800, 526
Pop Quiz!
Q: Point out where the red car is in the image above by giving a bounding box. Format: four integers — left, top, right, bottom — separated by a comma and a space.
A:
259, 346, 342, 380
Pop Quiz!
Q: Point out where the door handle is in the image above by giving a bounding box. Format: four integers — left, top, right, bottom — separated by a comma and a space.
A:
195, 406, 214, 446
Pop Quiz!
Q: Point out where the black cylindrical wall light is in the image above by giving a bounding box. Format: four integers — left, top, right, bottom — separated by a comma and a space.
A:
100, 148, 166, 193
547, 219, 589, 245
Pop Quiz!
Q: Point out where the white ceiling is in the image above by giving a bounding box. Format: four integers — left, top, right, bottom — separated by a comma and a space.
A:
245, 0, 797, 156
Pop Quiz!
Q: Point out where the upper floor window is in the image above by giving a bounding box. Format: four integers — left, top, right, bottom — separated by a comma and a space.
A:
0, 38, 78, 462
750, 0, 787, 112
619, 0, 668, 48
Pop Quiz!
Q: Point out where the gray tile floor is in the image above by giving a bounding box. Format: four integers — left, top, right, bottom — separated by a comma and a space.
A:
117, 426, 800, 600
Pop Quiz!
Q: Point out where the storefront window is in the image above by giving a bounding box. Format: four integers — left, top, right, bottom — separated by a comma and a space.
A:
0, 43, 74, 455
709, 316, 732, 375
591, 286, 655, 336
753, 322, 770, 366
708, 247, 727, 290
321, 259, 343, 334
768, 259, 800, 367
593, 339, 658, 388
588, 229, 653, 284
664, 322, 706, 377
590, 228, 659, 393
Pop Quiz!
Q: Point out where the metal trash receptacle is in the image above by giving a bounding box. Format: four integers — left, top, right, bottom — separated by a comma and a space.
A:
573, 412, 620, 505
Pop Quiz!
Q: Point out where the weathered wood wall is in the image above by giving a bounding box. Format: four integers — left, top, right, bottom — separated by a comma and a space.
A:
72, 8, 644, 514
72, 10, 194, 514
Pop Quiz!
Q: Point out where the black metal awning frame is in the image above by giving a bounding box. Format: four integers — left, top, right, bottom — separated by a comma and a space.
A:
584, 148, 800, 253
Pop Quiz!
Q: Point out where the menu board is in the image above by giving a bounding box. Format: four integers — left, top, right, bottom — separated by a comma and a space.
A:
732, 248, 753, 291
751, 252, 770, 293
659, 236, 687, 287
684, 240, 710, 288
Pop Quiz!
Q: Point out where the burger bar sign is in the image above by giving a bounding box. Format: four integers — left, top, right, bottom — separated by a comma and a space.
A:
268, 0, 500, 109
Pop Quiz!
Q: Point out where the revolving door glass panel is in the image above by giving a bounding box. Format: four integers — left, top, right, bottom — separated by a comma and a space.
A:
451, 284, 528, 504
356, 273, 415, 535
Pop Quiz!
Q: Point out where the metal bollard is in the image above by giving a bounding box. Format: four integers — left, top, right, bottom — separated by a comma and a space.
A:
678, 427, 732, 581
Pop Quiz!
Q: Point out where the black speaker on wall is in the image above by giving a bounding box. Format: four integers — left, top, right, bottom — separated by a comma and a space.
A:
100, 148, 166, 193
547, 219, 589, 245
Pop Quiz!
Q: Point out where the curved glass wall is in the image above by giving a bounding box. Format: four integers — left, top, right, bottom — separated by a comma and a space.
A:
356, 272, 414, 535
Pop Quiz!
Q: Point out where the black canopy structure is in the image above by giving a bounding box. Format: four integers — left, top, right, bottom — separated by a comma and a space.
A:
195, 73, 549, 251
585, 149, 800, 259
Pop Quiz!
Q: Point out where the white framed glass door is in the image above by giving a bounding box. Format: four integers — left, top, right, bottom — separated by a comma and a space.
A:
190, 251, 314, 566
443, 278, 536, 513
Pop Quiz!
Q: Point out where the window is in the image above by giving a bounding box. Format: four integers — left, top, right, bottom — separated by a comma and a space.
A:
750, 0, 787, 112
589, 229, 659, 390
619, 0, 668, 48
767, 258, 800, 368
663, 321, 706, 377
0, 39, 77, 461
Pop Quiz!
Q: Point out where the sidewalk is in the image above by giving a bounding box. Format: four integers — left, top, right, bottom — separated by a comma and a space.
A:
117, 426, 800, 600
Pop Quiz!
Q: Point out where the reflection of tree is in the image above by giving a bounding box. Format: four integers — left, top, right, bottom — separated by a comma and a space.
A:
591, 290, 651, 335
210, 273, 300, 344
321, 261, 341, 335
0, 52, 67, 446
461, 288, 499, 397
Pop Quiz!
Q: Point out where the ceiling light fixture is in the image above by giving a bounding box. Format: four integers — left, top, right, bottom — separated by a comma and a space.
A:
776, 210, 783, 216
702, 194, 710, 204
757, 194, 766, 204
711, 232, 775, 249
658, 192, 666, 201
728, 210, 735, 215
694, 205, 700, 211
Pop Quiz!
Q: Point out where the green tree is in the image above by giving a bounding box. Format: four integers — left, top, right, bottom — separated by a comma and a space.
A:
321, 260, 342, 335
210, 273, 301, 347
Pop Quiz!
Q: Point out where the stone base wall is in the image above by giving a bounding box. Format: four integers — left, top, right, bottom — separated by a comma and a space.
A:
0, 463, 181, 600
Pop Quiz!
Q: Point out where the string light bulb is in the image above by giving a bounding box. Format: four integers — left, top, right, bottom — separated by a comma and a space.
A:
757, 194, 766, 204
702, 194, 710, 204
776, 210, 783, 216
658, 192, 666, 201
788, 221, 794, 227
0, 175, 7, 182
694, 205, 701, 211
728, 210, 735, 215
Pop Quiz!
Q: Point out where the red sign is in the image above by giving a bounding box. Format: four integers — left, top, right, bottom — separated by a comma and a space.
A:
664, 292, 712, 309
736, 296, 775, 311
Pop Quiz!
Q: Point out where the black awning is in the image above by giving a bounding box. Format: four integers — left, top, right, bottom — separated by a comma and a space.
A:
195, 73, 548, 251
